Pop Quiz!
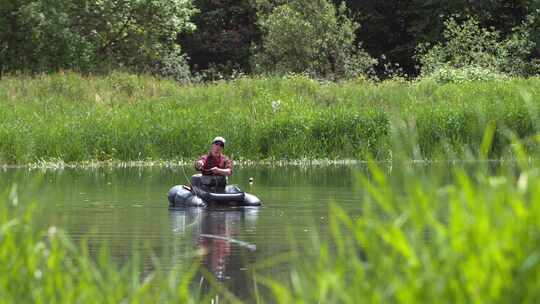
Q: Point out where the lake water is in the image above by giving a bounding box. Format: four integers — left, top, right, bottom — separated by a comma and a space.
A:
0, 163, 491, 300
0, 166, 376, 299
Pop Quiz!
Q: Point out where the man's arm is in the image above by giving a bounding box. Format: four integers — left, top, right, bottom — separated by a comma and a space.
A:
210, 167, 232, 176
209, 157, 233, 176
195, 155, 207, 171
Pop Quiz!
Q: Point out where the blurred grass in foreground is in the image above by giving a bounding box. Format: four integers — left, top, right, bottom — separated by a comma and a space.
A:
1, 72, 540, 164
0, 184, 233, 303
4, 158, 540, 302
256, 145, 540, 303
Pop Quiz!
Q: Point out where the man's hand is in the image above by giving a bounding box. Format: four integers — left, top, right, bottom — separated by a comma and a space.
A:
210, 167, 221, 175
210, 167, 232, 176
196, 160, 205, 170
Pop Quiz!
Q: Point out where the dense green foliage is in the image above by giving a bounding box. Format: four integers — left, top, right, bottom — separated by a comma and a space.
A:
179, 0, 260, 79
185, 0, 540, 78
418, 16, 540, 81
347, 0, 540, 76
3, 0, 540, 79
1, 73, 540, 164
0, 0, 196, 76
252, 0, 376, 79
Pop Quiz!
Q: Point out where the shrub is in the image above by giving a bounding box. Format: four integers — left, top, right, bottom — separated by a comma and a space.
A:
417, 15, 540, 82
154, 46, 197, 83
422, 65, 508, 84
252, 0, 376, 80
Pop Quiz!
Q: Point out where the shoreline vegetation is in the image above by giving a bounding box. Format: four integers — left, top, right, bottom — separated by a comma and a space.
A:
1, 159, 367, 170
0, 158, 526, 171
2, 72, 540, 165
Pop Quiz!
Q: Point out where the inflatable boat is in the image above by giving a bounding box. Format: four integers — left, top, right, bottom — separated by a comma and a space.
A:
168, 174, 262, 207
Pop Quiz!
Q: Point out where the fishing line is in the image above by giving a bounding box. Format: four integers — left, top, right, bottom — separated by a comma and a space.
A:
181, 161, 205, 198
180, 161, 192, 186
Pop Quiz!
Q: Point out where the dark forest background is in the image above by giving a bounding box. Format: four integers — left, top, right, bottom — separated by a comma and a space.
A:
181, 0, 540, 78
2, 0, 540, 80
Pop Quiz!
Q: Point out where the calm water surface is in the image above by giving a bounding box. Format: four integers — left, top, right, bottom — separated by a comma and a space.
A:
1, 163, 464, 300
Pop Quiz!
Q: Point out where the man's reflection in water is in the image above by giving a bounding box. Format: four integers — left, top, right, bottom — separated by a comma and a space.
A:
169, 207, 259, 284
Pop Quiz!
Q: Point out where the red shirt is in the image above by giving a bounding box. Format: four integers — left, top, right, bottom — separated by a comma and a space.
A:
196, 153, 233, 175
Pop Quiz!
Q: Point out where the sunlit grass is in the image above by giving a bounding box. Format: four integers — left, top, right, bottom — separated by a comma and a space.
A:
1, 72, 540, 164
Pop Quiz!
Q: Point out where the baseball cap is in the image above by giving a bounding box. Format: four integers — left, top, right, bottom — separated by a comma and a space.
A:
212, 136, 226, 146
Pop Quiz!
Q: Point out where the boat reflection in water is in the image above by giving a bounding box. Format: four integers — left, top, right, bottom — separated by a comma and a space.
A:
169, 206, 259, 296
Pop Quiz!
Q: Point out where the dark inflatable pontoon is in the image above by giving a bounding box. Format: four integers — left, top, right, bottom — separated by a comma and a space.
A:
168, 174, 262, 207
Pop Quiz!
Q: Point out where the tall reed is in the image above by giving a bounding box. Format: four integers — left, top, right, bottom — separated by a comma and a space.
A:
254, 154, 540, 303
1, 72, 539, 164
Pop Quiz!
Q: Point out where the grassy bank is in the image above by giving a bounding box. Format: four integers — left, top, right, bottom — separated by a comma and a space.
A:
1, 72, 540, 164
4, 160, 540, 302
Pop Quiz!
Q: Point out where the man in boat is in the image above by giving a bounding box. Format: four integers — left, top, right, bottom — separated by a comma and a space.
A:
193, 137, 233, 193
195, 136, 233, 177
166, 136, 261, 206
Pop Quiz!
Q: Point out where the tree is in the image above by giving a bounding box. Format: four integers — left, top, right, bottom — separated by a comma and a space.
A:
252, 0, 376, 80
339, 0, 532, 78
0, 0, 197, 76
179, 0, 260, 79
417, 15, 540, 81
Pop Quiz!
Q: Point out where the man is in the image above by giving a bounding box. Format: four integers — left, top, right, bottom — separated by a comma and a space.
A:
195, 136, 233, 176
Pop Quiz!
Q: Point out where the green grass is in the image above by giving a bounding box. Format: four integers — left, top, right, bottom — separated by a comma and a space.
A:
1, 72, 540, 164
254, 160, 540, 303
